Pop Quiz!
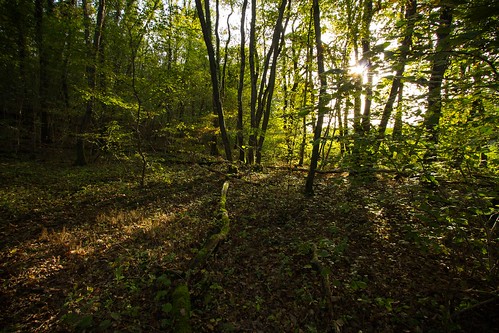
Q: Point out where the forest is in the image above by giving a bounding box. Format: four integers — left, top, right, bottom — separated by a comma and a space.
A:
0, 0, 498, 331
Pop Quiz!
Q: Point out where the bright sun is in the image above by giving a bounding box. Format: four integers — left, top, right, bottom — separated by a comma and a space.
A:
349, 64, 367, 76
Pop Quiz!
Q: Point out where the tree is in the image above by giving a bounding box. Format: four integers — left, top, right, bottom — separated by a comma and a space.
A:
254, 0, 290, 164
194, 0, 233, 161
422, 3, 453, 162
124, 0, 162, 185
376, 0, 417, 147
75, 0, 106, 166
236, 0, 248, 162
247, 0, 290, 164
359, 0, 374, 135
305, 0, 327, 195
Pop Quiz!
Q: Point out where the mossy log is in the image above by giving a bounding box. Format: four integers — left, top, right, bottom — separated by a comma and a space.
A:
172, 283, 191, 333
170, 182, 230, 332
310, 243, 334, 323
190, 181, 230, 270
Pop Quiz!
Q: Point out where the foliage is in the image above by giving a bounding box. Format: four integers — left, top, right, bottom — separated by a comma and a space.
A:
0, 0, 498, 331
0, 0, 496, 188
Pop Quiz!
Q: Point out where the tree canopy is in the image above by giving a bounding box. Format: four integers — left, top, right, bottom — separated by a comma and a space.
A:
1, 0, 497, 187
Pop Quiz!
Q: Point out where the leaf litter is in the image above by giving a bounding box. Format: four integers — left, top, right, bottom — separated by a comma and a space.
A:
0, 158, 498, 332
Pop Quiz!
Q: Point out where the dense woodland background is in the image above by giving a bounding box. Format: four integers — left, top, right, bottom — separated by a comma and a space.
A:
0, 0, 497, 178
0, 0, 498, 332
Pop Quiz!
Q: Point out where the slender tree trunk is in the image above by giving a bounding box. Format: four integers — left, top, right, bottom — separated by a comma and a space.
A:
298, 8, 314, 167
423, 4, 453, 162
283, 44, 300, 165
392, 83, 404, 139
320, 97, 342, 168
34, 0, 44, 153
61, 34, 71, 110
337, 42, 350, 156
13, 3, 28, 154
126, 0, 160, 184
359, 0, 373, 134
298, 116, 307, 166
255, 0, 289, 164
131, 48, 146, 186
220, 8, 232, 98
75, 0, 92, 166
209, 0, 221, 157
195, 0, 232, 161
350, 0, 377, 175
377, 0, 417, 147
352, 63, 362, 134
35, 0, 55, 145
246, 0, 289, 164
337, 98, 345, 155
305, 0, 327, 195
237, 0, 248, 162
247, 0, 257, 164
76, 0, 106, 166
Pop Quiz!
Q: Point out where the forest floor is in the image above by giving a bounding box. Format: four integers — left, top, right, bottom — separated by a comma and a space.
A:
0, 153, 498, 333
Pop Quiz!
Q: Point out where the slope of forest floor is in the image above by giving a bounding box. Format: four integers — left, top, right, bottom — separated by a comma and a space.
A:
0, 153, 498, 332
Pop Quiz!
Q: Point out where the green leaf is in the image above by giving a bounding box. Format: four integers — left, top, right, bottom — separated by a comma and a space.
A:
350, 280, 368, 290
162, 302, 173, 313
372, 41, 391, 53
298, 105, 314, 117
157, 274, 172, 288
76, 315, 93, 329
99, 319, 112, 329
110, 312, 121, 321
155, 290, 169, 301
319, 249, 330, 258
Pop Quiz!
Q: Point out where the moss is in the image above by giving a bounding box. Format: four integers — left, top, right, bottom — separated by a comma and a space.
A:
172, 283, 191, 333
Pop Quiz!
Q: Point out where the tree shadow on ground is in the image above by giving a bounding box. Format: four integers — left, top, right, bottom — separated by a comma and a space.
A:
1, 161, 497, 332
0, 161, 226, 332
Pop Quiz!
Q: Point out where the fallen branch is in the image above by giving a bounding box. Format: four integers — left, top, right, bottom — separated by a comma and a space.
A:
451, 296, 499, 320
266, 165, 405, 175
172, 283, 191, 333
190, 181, 230, 270
310, 243, 335, 325
200, 164, 261, 185
170, 181, 231, 332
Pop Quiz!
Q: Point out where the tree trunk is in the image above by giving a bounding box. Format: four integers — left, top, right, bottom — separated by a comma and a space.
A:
247, 0, 288, 165
360, 0, 373, 135
14, 3, 28, 154
377, 0, 417, 146
76, 0, 106, 166
255, 0, 289, 164
34, 0, 43, 152
247, 0, 257, 164
237, 0, 248, 162
305, 0, 327, 195
298, 9, 314, 167
194, 0, 232, 161
423, 4, 453, 162
283, 44, 301, 165
36, 0, 55, 145
392, 83, 404, 139
350, 0, 375, 174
